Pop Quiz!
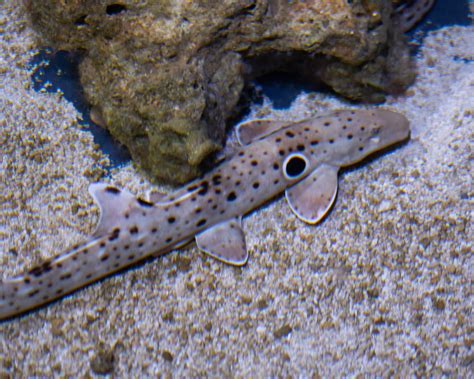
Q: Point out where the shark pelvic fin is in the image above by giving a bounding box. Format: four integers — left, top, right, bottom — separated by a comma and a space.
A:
195, 217, 248, 266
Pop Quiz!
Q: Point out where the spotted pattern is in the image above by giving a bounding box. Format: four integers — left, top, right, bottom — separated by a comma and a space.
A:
0, 109, 409, 320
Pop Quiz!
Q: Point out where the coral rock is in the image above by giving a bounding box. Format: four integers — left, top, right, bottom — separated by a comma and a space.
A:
25, 0, 415, 183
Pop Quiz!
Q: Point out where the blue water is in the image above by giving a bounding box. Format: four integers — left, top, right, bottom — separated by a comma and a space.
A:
406, 0, 470, 36
30, 0, 470, 166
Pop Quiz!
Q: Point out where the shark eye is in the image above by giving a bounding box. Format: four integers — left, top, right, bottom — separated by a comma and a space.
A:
372, 127, 381, 135
283, 153, 309, 180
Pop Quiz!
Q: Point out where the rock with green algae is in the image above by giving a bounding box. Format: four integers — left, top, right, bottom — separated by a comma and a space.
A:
24, 0, 415, 183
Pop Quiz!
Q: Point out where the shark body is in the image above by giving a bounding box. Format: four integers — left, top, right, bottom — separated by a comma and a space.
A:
0, 109, 409, 320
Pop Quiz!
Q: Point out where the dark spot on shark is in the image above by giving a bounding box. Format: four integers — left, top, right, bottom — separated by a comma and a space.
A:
212, 175, 222, 186
253, 182, 260, 189
28, 289, 40, 297
168, 217, 176, 224
24, 277, 31, 284
60, 273, 72, 280
324, 122, 331, 127
101, 254, 110, 262
128, 255, 135, 260
137, 198, 153, 207
28, 260, 53, 277
109, 228, 120, 241
197, 219, 207, 227
105, 186, 120, 194
129, 226, 139, 234
310, 140, 319, 146
273, 163, 279, 170
198, 181, 209, 196
227, 192, 237, 201
329, 139, 334, 144
297, 144, 305, 151
347, 134, 353, 140
100, 242, 106, 248
251, 160, 258, 166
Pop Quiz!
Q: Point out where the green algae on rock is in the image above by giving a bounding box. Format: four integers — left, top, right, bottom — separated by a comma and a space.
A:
24, 0, 416, 183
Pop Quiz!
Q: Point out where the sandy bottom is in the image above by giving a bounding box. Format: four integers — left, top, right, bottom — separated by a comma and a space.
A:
0, 2, 472, 377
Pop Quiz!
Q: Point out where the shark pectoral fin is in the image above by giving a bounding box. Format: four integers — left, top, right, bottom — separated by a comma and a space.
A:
195, 217, 248, 266
88, 182, 144, 236
285, 163, 339, 224
236, 119, 292, 145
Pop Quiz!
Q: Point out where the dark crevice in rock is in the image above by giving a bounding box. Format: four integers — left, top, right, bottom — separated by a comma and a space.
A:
74, 15, 88, 26
106, 4, 127, 15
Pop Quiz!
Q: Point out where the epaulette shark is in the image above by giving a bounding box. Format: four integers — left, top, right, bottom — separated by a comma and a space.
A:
0, 109, 409, 320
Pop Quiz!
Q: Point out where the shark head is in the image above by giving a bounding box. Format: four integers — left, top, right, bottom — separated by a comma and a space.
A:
314, 109, 410, 167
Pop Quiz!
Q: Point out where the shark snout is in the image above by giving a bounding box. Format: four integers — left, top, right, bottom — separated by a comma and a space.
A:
373, 109, 410, 146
